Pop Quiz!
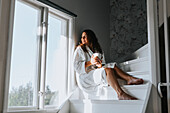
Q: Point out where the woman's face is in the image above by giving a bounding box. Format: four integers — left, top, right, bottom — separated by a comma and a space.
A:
81, 32, 88, 44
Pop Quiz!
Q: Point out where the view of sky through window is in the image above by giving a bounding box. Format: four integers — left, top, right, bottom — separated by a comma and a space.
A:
9, 0, 39, 92
8, 0, 68, 107
8, 0, 40, 106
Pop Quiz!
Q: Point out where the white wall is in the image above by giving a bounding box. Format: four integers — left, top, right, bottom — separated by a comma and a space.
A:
50, 0, 111, 62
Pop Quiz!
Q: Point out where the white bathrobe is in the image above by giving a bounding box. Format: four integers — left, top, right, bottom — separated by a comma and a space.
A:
73, 45, 112, 96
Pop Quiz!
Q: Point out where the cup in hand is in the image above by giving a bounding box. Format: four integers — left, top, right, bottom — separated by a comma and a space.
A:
92, 53, 102, 68
93, 53, 102, 60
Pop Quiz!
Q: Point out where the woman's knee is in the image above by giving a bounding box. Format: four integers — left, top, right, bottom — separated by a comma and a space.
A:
113, 64, 120, 71
105, 68, 114, 75
113, 64, 118, 69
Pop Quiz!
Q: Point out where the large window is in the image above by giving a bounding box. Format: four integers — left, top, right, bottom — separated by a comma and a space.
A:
6, 0, 74, 111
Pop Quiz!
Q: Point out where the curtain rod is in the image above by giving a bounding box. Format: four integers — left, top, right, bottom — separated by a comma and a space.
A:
37, 0, 77, 17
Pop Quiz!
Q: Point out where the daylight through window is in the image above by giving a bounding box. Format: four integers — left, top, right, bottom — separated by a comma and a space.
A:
7, 0, 73, 111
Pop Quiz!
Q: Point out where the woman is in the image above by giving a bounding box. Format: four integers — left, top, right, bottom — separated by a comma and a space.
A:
73, 29, 144, 100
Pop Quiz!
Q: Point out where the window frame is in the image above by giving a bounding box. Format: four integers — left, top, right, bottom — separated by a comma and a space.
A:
43, 11, 69, 109
3, 0, 75, 112
5, 0, 43, 111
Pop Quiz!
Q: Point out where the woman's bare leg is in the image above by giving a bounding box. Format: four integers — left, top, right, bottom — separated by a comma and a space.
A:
113, 65, 144, 85
105, 68, 137, 100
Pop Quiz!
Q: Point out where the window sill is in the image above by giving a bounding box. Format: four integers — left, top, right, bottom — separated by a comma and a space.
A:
4, 109, 59, 113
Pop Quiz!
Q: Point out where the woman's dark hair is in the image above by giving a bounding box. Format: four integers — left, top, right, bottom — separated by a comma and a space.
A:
79, 29, 103, 54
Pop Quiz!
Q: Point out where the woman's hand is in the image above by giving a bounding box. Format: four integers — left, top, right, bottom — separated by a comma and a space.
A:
90, 55, 102, 68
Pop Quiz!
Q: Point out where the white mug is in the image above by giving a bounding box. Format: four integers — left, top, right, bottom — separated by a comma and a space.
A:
93, 53, 102, 60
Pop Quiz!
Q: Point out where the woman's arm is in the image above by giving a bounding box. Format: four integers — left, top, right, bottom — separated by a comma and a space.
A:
85, 55, 102, 73
73, 46, 102, 74
85, 61, 92, 69
73, 47, 87, 74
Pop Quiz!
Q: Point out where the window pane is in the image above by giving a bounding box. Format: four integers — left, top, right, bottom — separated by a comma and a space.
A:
8, 0, 40, 107
45, 13, 68, 106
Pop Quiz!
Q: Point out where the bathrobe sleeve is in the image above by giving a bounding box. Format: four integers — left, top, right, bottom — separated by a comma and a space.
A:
73, 46, 87, 75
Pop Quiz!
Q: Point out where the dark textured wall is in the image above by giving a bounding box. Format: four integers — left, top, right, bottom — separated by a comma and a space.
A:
110, 0, 147, 63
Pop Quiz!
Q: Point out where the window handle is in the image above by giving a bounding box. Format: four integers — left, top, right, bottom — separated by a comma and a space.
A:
38, 91, 46, 96
42, 21, 48, 26
158, 82, 170, 98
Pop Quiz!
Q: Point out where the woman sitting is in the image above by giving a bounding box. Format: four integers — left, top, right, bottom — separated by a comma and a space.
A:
73, 29, 144, 100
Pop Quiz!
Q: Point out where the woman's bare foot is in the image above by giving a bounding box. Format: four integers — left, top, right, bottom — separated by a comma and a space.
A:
127, 76, 144, 85
118, 92, 137, 100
